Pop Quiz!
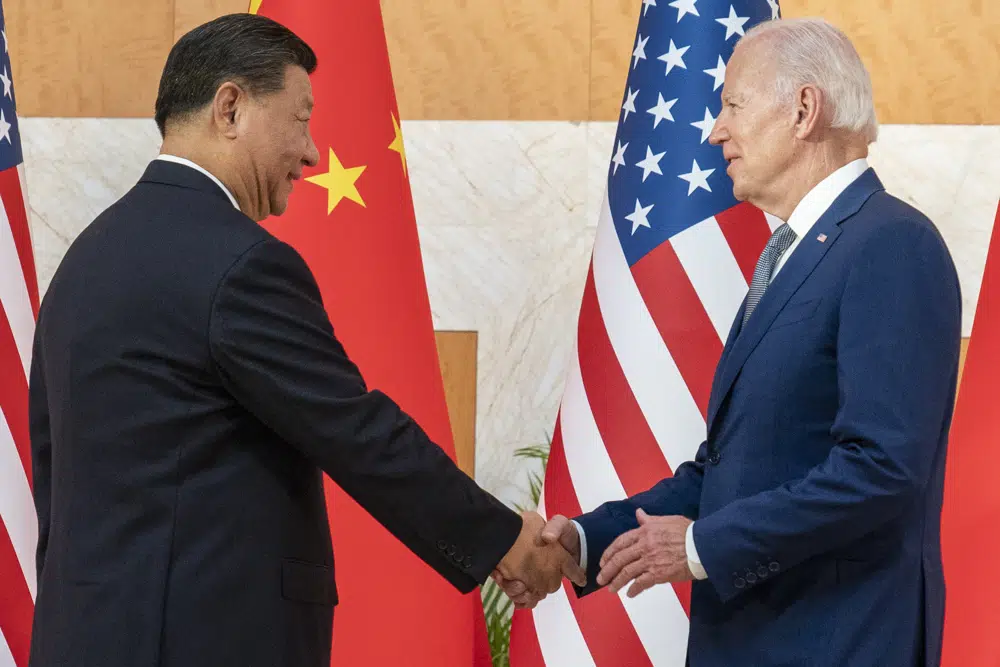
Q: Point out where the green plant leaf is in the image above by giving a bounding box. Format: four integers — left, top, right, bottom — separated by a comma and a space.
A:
481, 432, 552, 665
481, 578, 513, 666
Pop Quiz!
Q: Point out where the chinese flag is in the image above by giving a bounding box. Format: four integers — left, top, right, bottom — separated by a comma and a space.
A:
249, 1, 491, 665
941, 201, 1000, 666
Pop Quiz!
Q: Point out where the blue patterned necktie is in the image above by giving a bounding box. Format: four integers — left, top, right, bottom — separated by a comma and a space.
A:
742, 223, 797, 326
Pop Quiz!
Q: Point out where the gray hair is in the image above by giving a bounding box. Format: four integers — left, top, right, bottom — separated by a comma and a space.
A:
741, 18, 879, 144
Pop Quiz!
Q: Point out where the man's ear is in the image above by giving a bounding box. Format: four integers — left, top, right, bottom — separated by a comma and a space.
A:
212, 82, 244, 139
793, 83, 825, 140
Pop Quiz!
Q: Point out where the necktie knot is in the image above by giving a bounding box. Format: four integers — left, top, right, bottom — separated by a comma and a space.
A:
742, 223, 797, 326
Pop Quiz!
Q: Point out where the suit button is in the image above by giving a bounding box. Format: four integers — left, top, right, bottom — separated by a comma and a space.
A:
757, 566, 768, 578
454, 549, 464, 562
734, 577, 746, 589
437, 540, 447, 551
708, 452, 721, 465
769, 561, 780, 572
447, 545, 456, 556
464, 556, 473, 568
745, 572, 757, 585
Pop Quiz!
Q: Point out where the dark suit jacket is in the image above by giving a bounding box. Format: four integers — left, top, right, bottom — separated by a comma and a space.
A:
575, 170, 961, 667
27, 160, 521, 667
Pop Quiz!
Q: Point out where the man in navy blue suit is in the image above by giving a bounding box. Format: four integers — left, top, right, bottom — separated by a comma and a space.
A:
499, 17, 961, 667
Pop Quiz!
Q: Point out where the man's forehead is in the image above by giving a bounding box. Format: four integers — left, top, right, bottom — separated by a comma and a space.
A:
287, 73, 314, 111
724, 51, 769, 98
283, 65, 313, 95
727, 49, 749, 77
731, 39, 775, 80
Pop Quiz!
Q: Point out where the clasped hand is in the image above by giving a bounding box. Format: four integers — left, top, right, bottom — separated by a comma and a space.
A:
494, 509, 693, 609
493, 512, 586, 609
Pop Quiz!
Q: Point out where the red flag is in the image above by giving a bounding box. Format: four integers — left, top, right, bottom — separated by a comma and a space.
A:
0, 0, 39, 662
250, 1, 489, 665
941, 201, 1000, 667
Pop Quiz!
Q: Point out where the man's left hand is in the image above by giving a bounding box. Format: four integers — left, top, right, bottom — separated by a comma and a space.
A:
597, 509, 694, 597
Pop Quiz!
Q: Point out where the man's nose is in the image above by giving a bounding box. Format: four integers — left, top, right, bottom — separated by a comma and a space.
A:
708, 122, 727, 146
305, 136, 321, 168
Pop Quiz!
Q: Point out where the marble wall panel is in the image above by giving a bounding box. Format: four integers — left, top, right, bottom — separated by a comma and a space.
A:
19, 118, 998, 500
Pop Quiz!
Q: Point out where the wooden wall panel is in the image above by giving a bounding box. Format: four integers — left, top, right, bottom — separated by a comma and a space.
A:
435, 331, 478, 477
7, 0, 995, 122
6, 0, 174, 118
958, 337, 971, 399
176, 0, 594, 119
590, 0, 999, 123
589, 0, 639, 123
381, 0, 591, 120
783, 0, 1000, 125
175, 0, 249, 42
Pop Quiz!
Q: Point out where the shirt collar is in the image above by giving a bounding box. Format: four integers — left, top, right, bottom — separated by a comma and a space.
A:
784, 158, 869, 240
155, 154, 240, 211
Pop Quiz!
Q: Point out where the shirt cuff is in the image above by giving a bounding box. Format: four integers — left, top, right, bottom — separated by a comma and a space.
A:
571, 520, 588, 572
686, 521, 708, 580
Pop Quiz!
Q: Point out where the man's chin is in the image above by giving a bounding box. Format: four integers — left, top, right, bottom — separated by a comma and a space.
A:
269, 198, 290, 217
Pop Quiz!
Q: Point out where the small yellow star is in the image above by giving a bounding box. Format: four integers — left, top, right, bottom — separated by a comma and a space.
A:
306, 148, 366, 214
249, 0, 263, 14
388, 112, 408, 177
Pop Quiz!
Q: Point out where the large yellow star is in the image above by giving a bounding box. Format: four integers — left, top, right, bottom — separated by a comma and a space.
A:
388, 112, 408, 177
306, 148, 366, 214
249, 0, 263, 14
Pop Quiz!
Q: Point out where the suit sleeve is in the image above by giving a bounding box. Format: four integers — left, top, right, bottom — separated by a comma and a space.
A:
572, 439, 709, 596
693, 219, 962, 603
208, 238, 522, 593
28, 323, 52, 580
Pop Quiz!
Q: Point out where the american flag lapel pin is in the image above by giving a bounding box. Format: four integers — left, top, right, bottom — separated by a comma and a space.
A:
817, 233, 828, 243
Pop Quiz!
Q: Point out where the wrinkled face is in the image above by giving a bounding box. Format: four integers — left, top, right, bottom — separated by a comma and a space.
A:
238, 65, 320, 218
709, 41, 796, 209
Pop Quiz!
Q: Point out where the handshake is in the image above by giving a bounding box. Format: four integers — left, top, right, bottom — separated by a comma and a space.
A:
492, 509, 695, 608
491, 512, 586, 610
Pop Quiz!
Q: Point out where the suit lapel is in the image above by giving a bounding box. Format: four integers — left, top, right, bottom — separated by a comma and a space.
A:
706, 169, 885, 431
707, 295, 747, 421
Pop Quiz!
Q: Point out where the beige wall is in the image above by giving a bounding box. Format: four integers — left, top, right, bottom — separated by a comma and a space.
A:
7, 0, 997, 122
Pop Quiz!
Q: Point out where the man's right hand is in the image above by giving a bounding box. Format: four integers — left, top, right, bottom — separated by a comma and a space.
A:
493, 513, 584, 609
539, 514, 581, 564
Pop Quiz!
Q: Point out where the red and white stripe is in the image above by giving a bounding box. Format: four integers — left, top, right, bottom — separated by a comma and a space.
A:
0, 630, 15, 667
511, 194, 771, 666
0, 162, 39, 667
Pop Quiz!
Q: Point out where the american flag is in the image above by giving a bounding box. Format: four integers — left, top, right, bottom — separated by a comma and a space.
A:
0, 3, 39, 666
510, 1, 779, 665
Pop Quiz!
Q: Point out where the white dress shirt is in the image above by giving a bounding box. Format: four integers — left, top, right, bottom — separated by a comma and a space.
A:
575, 158, 871, 579
155, 154, 241, 211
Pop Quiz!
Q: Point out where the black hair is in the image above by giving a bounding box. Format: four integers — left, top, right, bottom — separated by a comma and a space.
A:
154, 13, 317, 136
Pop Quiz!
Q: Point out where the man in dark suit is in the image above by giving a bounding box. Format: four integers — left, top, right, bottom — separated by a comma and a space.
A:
500, 18, 961, 667
27, 14, 582, 667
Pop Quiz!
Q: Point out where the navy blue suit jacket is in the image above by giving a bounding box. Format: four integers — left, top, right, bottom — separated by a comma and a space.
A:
575, 170, 961, 667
